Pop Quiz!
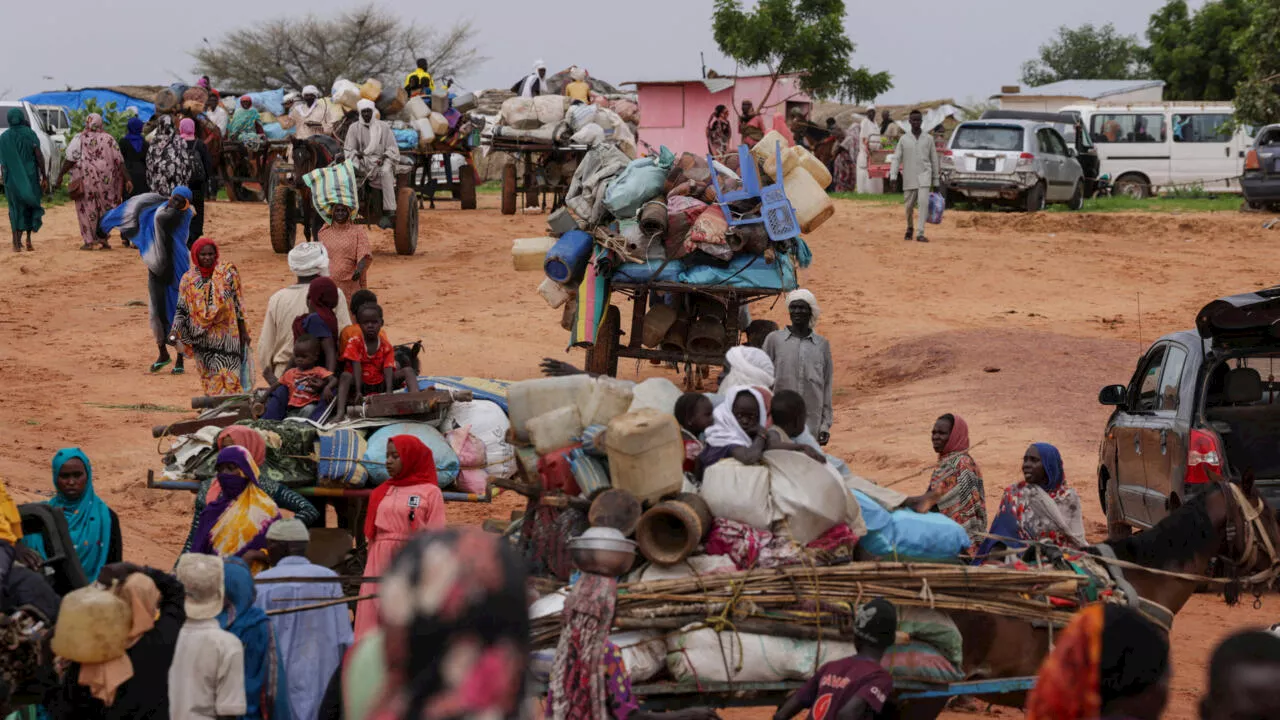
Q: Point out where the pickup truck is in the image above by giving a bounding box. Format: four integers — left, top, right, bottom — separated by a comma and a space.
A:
0, 101, 65, 190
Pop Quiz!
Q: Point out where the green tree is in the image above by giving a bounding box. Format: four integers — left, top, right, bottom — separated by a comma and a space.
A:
711, 0, 891, 104
1020, 23, 1149, 87
193, 5, 485, 92
68, 99, 131, 142
1234, 0, 1280, 126
1145, 0, 1254, 100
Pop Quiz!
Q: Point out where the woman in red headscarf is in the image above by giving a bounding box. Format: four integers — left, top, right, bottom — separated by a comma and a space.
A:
909, 413, 988, 551
353, 435, 446, 640
171, 237, 250, 394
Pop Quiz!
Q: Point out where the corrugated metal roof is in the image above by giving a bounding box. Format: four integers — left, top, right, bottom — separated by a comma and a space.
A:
996, 79, 1165, 99
621, 72, 793, 88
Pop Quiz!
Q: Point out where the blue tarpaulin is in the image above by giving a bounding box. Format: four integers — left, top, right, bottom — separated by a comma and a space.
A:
20, 89, 155, 121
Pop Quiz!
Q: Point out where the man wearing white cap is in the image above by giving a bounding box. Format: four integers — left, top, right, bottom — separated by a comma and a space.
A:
257, 243, 352, 386
763, 289, 834, 444
170, 554, 247, 720
283, 86, 338, 140
343, 99, 401, 227
252, 519, 351, 720
515, 59, 548, 98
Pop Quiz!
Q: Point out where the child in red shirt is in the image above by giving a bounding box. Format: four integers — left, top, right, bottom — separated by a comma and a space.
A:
335, 304, 407, 419
272, 335, 336, 419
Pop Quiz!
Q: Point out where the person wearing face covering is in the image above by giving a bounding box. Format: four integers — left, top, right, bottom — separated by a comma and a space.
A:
101, 186, 196, 374
352, 435, 446, 641
188, 446, 282, 563
48, 564, 187, 719
343, 99, 400, 228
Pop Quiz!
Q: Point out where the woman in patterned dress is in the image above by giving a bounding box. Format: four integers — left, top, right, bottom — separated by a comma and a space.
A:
55, 113, 127, 250
977, 442, 1087, 560
909, 414, 988, 550
145, 115, 192, 198
172, 238, 250, 395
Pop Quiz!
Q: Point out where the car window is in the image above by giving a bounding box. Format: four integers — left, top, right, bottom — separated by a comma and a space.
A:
1172, 113, 1233, 143
953, 126, 1023, 151
1046, 129, 1069, 155
1157, 345, 1188, 411
1134, 345, 1168, 412
1091, 113, 1167, 144
1036, 130, 1054, 155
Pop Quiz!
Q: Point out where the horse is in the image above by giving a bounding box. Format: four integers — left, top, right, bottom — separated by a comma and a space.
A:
899, 474, 1280, 720
288, 135, 343, 244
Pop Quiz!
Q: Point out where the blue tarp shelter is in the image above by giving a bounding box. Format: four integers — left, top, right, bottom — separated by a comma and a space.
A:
21, 88, 156, 121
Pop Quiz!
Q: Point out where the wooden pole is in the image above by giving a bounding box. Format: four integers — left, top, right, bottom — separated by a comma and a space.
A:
265, 593, 376, 616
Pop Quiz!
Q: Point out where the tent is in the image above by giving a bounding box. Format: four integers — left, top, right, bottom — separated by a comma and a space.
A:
20, 88, 157, 121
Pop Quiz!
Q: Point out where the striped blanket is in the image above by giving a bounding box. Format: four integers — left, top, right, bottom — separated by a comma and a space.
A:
302, 160, 358, 223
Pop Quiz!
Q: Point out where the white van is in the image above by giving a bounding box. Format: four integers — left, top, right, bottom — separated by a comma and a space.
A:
1060, 103, 1253, 197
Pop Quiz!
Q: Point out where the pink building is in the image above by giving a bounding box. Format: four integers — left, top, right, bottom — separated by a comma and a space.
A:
623, 73, 813, 156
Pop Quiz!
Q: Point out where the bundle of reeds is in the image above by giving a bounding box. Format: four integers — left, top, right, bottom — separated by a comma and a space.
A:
530, 561, 1086, 648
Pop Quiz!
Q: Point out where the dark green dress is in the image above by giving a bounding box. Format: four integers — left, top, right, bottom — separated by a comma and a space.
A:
0, 108, 44, 232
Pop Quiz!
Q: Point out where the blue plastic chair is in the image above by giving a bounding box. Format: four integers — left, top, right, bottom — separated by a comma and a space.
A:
706, 143, 800, 242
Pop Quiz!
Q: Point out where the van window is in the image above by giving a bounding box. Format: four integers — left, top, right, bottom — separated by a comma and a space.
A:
953, 126, 1023, 151
1172, 113, 1232, 143
1157, 346, 1188, 411
1091, 113, 1167, 144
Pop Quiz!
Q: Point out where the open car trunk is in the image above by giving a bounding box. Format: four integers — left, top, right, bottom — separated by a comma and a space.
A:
1202, 351, 1280, 508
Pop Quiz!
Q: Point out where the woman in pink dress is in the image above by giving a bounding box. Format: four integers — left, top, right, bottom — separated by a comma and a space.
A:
353, 435, 446, 639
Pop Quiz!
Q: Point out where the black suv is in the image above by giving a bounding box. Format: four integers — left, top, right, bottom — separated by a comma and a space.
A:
1098, 288, 1280, 532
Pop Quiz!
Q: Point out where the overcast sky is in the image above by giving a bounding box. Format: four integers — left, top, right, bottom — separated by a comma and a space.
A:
1, 0, 1205, 105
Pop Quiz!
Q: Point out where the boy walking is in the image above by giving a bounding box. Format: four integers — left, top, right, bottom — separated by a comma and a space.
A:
170, 554, 246, 720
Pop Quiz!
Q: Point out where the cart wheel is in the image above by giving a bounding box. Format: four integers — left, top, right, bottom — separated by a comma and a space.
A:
585, 305, 621, 377
394, 186, 419, 256
501, 164, 517, 215
524, 167, 538, 209
460, 164, 478, 210
269, 187, 296, 254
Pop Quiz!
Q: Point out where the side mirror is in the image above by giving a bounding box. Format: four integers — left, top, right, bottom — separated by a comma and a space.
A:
1067, 147, 1078, 158
1099, 385, 1127, 406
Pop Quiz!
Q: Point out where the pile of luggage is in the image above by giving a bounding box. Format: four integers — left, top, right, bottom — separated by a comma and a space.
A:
330, 77, 479, 153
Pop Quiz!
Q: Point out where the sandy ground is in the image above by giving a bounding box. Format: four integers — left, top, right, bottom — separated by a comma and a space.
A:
4, 194, 1278, 718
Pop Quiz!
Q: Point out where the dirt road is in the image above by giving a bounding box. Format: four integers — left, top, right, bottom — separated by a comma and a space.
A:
4, 195, 1276, 718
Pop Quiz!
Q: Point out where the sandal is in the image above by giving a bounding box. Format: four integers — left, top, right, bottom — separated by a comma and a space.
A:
79, 244, 97, 251
150, 359, 172, 373
171, 366, 185, 376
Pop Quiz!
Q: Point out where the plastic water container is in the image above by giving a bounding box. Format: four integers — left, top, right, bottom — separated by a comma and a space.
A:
794, 146, 832, 189
360, 78, 383, 101
429, 112, 449, 137
527, 405, 584, 455
783, 166, 835, 233
751, 131, 799, 180
538, 277, 571, 309
582, 377, 634, 427
628, 377, 683, 415
412, 118, 436, 148
606, 409, 684, 503
332, 80, 362, 111
51, 586, 132, 663
508, 375, 594, 440
512, 237, 558, 272
404, 96, 431, 121
432, 87, 450, 114
452, 92, 477, 113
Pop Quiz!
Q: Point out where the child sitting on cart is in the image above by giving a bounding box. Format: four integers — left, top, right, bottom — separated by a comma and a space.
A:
334, 304, 417, 418
774, 598, 899, 720
268, 335, 336, 420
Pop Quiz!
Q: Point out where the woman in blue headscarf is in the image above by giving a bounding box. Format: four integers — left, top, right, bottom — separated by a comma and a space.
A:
219, 557, 290, 720
118, 117, 150, 200
23, 449, 121, 582
101, 186, 195, 373
977, 442, 1086, 560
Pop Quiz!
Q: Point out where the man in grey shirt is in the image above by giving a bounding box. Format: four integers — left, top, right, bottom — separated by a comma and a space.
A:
890, 109, 940, 242
763, 289, 834, 445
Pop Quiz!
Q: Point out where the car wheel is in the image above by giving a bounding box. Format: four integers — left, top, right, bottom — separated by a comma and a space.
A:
1067, 181, 1084, 211
1104, 474, 1132, 540
1113, 174, 1150, 199
1023, 182, 1046, 213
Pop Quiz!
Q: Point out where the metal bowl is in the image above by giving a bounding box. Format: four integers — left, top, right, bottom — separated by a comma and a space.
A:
569, 527, 637, 576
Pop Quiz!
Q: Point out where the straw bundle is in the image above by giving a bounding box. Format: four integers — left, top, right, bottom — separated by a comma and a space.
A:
530, 561, 1086, 648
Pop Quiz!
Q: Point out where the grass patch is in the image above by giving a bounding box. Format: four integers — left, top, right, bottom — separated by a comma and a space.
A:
477, 180, 502, 195
86, 402, 188, 413
0, 186, 72, 210
829, 192, 901, 205
1046, 195, 1244, 213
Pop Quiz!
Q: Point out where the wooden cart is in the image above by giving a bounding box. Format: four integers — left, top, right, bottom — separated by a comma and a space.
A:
268, 160, 418, 256
482, 138, 589, 216
584, 282, 785, 389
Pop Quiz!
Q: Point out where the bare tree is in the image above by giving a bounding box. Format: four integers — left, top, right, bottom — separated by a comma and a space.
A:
192, 5, 486, 92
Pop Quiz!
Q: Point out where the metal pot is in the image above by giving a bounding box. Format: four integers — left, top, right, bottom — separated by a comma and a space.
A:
568, 527, 637, 577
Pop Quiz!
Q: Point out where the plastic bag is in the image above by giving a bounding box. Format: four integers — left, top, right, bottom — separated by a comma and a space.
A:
364, 423, 459, 487
604, 146, 676, 219
927, 191, 945, 224
446, 426, 489, 494
331, 80, 362, 111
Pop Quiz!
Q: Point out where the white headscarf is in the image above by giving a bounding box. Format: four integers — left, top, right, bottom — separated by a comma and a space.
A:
786, 289, 821, 328
534, 59, 547, 71
357, 98, 376, 124
705, 386, 769, 448
288, 241, 330, 277
722, 346, 775, 390
302, 85, 320, 98
570, 66, 586, 82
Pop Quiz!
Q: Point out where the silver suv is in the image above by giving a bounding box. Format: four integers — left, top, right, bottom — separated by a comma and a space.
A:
941, 119, 1084, 212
